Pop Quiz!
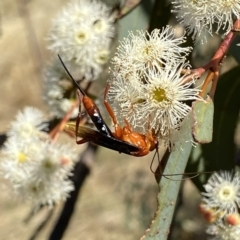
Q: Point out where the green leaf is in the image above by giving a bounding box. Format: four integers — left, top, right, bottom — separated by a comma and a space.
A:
118, 0, 154, 40
192, 97, 214, 144
188, 66, 240, 190
142, 117, 193, 240
186, 145, 208, 191
202, 66, 240, 170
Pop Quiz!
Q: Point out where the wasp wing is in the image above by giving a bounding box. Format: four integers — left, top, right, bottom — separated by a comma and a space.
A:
65, 123, 139, 155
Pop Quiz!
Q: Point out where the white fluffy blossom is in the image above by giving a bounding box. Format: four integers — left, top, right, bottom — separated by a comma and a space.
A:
107, 72, 144, 128
107, 28, 201, 146
8, 107, 48, 139
171, 0, 214, 40
0, 107, 77, 207
171, 0, 240, 40
202, 171, 240, 215
207, 220, 240, 240
112, 27, 192, 77
43, 60, 79, 118
138, 64, 199, 136
214, 0, 240, 34
108, 63, 200, 140
48, 0, 116, 80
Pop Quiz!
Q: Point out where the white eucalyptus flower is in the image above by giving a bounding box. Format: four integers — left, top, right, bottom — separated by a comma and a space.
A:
107, 72, 145, 128
214, 0, 240, 34
43, 60, 79, 118
207, 220, 240, 240
171, 0, 240, 40
0, 107, 77, 207
139, 63, 199, 136
14, 174, 74, 207
171, 0, 214, 40
108, 63, 200, 143
202, 171, 240, 215
48, 0, 116, 80
8, 107, 48, 139
112, 27, 192, 76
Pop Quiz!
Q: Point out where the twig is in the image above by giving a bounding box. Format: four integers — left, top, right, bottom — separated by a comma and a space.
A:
28, 208, 55, 240
199, 71, 215, 98
49, 100, 79, 142
182, 19, 240, 98
119, 0, 142, 19
24, 205, 44, 224
196, 19, 240, 76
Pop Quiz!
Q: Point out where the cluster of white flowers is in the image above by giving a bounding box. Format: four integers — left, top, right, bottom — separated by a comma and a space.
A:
200, 171, 240, 239
107, 27, 200, 146
202, 171, 240, 214
48, 0, 116, 81
0, 107, 77, 207
171, 0, 240, 40
43, 60, 79, 118
112, 27, 192, 77
207, 220, 240, 240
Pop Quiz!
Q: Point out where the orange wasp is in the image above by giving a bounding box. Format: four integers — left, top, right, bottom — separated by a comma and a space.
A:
59, 56, 158, 157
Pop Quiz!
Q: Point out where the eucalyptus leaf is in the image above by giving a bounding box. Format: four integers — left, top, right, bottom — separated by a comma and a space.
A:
201, 66, 240, 171
188, 66, 240, 191
118, 0, 154, 40
142, 116, 193, 240
192, 97, 214, 144
186, 145, 208, 191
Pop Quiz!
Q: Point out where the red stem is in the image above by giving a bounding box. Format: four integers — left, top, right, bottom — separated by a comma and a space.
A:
194, 19, 240, 77
182, 19, 240, 98
49, 100, 79, 143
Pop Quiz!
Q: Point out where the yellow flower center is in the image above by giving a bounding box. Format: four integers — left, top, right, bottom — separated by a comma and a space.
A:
75, 31, 88, 45
44, 160, 53, 169
17, 152, 27, 163
218, 185, 235, 201
42, 158, 57, 173
152, 87, 168, 102
93, 20, 107, 33
142, 44, 155, 59
95, 50, 109, 64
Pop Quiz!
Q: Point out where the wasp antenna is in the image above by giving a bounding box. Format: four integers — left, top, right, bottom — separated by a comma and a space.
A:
58, 54, 85, 96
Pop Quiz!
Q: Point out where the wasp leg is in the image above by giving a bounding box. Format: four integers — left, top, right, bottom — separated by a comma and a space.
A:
145, 115, 156, 143
123, 118, 132, 131
104, 84, 122, 138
